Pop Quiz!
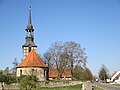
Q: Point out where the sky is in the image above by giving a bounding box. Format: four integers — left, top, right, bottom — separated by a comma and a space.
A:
0, 0, 120, 76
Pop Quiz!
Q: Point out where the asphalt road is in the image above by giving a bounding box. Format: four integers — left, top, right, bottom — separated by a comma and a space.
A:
95, 82, 120, 90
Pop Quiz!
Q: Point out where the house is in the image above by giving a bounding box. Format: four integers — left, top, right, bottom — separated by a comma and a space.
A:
49, 69, 72, 80
111, 70, 120, 83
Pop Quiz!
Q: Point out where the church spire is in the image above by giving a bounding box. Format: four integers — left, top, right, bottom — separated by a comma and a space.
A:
28, 6, 32, 24
26, 6, 33, 31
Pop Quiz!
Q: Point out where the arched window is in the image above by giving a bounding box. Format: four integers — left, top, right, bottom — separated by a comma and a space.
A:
32, 69, 34, 76
29, 47, 31, 52
20, 70, 22, 76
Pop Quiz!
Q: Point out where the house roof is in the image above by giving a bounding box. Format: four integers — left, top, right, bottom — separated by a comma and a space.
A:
22, 40, 37, 47
49, 69, 57, 78
60, 69, 72, 78
49, 69, 72, 78
16, 50, 47, 68
111, 70, 120, 81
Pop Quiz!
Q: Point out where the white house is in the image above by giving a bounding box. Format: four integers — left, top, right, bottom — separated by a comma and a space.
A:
110, 70, 120, 84
107, 70, 120, 84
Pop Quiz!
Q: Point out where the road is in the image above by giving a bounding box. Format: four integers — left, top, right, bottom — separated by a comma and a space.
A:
94, 82, 120, 90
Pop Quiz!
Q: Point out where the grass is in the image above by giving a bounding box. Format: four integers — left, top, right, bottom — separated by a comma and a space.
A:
36, 84, 104, 90
36, 85, 81, 90
112, 83, 120, 86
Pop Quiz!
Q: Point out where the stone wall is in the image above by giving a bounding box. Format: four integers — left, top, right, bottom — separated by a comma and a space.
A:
37, 81, 82, 87
0, 81, 82, 89
0, 83, 19, 90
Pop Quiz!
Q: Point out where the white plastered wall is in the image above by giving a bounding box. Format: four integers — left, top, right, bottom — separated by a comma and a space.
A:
16, 67, 45, 81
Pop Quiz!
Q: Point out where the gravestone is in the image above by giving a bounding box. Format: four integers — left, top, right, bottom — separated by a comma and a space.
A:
82, 81, 92, 90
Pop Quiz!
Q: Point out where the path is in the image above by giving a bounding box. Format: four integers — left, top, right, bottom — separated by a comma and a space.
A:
95, 82, 120, 90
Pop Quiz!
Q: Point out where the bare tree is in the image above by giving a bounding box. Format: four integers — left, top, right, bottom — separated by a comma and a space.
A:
3, 67, 9, 75
12, 58, 19, 74
44, 41, 87, 79
60, 50, 70, 69
43, 52, 52, 80
63, 41, 87, 74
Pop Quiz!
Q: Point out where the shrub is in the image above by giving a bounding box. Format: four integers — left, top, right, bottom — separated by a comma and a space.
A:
19, 75, 38, 90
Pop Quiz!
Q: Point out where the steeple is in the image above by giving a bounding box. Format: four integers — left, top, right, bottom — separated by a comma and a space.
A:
26, 6, 33, 31
25, 6, 34, 40
22, 6, 37, 59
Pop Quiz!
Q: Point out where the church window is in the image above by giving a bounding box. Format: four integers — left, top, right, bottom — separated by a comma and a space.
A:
31, 69, 34, 76
29, 47, 31, 52
20, 70, 22, 76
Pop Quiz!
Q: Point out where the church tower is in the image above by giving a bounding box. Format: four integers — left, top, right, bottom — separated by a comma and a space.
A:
22, 7, 37, 59
16, 7, 48, 81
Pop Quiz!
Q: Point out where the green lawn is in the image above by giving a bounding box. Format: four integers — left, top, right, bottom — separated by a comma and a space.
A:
92, 86, 104, 90
36, 85, 103, 90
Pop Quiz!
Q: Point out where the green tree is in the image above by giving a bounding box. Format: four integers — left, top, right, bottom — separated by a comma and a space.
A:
19, 75, 38, 90
0, 74, 17, 90
73, 65, 83, 80
82, 67, 93, 81
6, 75, 17, 84
98, 64, 109, 82
3, 67, 9, 75
0, 70, 2, 74
0, 74, 8, 90
73, 66, 93, 81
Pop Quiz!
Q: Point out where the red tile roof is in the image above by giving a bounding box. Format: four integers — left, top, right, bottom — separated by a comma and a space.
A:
60, 69, 72, 78
16, 50, 47, 68
49, 69, 72, 78
49, 69, 57, 78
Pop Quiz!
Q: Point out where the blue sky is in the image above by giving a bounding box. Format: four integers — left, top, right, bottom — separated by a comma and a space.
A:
0, 0, 120, 75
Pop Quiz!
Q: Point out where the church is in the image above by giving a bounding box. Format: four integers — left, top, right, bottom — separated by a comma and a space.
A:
16, 7, 72, 81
